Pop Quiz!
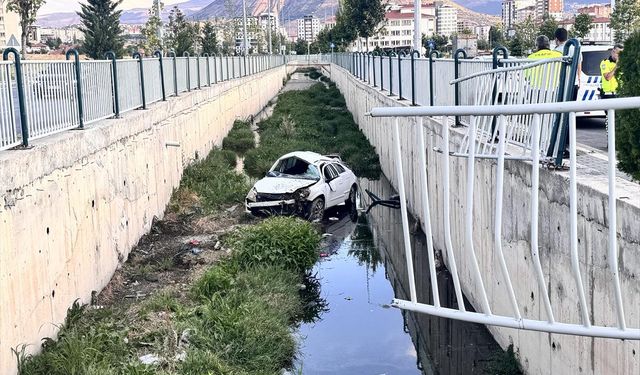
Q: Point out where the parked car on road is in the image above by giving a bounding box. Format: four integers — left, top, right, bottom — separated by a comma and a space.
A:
245, 151, 358, 220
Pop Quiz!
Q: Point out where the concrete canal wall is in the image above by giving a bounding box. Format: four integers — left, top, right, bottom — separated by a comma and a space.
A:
326, 64, 640, 375
0, 65, 292, 374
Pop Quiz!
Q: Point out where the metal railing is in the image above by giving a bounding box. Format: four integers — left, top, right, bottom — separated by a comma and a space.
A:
327, 43, 580, 164
0, 49, 286, 150
368, 98, 640, 340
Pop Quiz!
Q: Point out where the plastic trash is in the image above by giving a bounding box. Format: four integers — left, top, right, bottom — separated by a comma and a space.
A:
139, 354, 161, 365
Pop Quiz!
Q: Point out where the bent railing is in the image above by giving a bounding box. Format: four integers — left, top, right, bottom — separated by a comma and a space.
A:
451, 57, 568, 159
368, 98, 640, 340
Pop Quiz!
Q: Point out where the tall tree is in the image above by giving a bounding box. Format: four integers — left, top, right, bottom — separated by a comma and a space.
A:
166, 6, 199, 56
538, 13, 558, 40
200, 22, 219, 54
510, 16, 537, 56
7, 0, 47, 56
78, 0, 125, 58
140, 0, 163, 54
423, 33, 448, 51
343, 0, 386, 51
489, 25, 504, 48
573, 14, 593, 39
610, 0, 640, 42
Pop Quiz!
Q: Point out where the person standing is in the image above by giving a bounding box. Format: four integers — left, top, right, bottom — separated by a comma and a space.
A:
600, 44, 624, 99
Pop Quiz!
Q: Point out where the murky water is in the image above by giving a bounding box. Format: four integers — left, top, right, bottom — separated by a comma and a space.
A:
296, 175, 503, 374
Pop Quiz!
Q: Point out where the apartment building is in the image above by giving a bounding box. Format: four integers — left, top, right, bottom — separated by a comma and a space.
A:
535, 0, 563, 20
358, 3, 436, 50
0, 4, 21, 50
297, 15, 321, 42
436, 4, 457, 37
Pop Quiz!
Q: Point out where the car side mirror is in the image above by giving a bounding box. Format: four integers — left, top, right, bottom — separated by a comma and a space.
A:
266, 171, 277, 177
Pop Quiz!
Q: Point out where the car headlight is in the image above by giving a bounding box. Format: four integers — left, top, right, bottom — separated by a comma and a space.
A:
246, 187, 257, 201
297, 188, 310, 199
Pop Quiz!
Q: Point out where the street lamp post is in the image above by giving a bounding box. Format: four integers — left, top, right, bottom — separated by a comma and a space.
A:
267, 0, 273, 54
413, 0, 421, 53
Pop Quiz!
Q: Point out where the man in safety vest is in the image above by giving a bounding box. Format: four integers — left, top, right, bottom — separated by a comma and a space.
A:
526, 36, 563, 89
600, 44, 623, 99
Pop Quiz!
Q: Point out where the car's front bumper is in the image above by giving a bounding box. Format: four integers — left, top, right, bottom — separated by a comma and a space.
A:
246, 199, 296, 208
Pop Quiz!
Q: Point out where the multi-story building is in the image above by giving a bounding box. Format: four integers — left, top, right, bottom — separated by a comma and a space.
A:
558, 16, 612, 43
357, 3, 435, 51
436, 4, 457, 37
502, 0, 536, 30
578, 3, 612, 18
535, 0, 563, 21
297, 15, 321, 42
234, 16, 262, 53
474, 25, 491, 40
0, 4, 21, 50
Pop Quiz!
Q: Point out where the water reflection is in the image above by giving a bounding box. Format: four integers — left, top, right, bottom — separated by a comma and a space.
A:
296, 176, 508, 375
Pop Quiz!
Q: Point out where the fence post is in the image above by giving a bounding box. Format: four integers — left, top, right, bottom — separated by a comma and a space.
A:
3, 48, 28, 146
196, 54, 201, 89
548, 38, 581, 166
380, 51, 385, 91
428, 50, 440, 106
203, 53, 210, 86
153, 50, 167, 101
372, 51, 378, 87
183, 52, 191, 91
231, 55, 235, 79
387, 51, 396, 96
104, 51, 120, 117
490, 46, 509, 135
65, 48, 84, 129
410, 50, 420, 106
169, 50, 178, 96
367, 52, 372, 84
133, 52, 147, 109
398, 51, 406, 100
453, 48, 467, 126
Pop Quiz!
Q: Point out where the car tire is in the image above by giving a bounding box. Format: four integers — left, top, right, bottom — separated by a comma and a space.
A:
346, 185, 357, 207
307, 197, 325, 221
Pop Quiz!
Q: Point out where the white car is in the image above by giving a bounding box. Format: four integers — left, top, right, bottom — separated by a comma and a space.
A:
245, 151, 358, 220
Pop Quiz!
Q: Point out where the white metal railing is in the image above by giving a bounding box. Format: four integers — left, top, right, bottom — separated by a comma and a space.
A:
81, 60, 114, 124
116, 60, 142, 113
0, 53, 286, 150
452, 57, 568, 157
22, 61, 79, 140
368, 97, 640, 340
0, 62, 20, 150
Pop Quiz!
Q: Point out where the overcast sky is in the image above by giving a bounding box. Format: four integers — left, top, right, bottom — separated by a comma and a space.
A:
38, 0, 185, 15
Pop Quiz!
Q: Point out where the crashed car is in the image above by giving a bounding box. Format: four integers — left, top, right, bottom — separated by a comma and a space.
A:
245, 151, 358, 220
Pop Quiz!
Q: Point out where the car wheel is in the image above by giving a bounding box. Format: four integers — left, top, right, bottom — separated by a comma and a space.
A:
307, 197, 325, 221
346, 185, 357, 207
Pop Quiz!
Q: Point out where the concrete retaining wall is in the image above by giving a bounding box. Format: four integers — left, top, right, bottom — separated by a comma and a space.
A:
0, 66, 290, 374
326, 64, 640, 375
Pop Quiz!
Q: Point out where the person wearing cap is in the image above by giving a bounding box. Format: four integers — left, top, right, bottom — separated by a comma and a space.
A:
600, 44, 623, 99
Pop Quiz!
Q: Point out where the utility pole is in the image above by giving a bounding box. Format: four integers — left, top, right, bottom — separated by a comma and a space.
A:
268, 0, 273, 54
242, 0, 249, 55
413, 0, 421, 53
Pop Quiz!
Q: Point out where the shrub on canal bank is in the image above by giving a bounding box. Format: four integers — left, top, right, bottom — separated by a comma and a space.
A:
616, 31, 640, 180
170, 148, 249, 212
244, 81, 381, 179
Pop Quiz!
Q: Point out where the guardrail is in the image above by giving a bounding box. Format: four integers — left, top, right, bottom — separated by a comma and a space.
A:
0, 48, 286, 151
326, 42, 580, 165
368, 97, 640, 340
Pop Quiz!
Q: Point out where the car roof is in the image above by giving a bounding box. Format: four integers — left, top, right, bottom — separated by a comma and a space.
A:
278, 151, 338, 165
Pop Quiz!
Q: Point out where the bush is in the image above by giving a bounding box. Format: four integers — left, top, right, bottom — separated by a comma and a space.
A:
616, 31, 640, 180
308, 70, 322, 80
175, 148, 249, 211
231, 217, 321, 272
222, 120, 255, 155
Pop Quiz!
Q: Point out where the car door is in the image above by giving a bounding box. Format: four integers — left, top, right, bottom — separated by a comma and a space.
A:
331, 163, 351, 203
321, 164, 341, 207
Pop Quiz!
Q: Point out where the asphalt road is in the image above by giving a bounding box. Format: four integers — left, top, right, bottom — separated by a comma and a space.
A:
576, 116, 608, 151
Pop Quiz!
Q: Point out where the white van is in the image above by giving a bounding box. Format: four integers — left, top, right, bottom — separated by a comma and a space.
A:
575, 45, 612, 117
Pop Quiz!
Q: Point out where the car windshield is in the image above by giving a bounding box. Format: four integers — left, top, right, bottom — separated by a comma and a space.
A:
582, 50, 611, 76
269, 157, 320, 180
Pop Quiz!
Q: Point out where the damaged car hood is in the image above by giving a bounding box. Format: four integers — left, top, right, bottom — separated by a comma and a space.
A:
253, 177, 317, 194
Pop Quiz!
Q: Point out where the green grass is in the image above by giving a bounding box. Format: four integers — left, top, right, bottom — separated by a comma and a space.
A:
222, 120, 256, 156
244, 82, 381, 179
171, 148, 249, 212
19, 217, 321, 375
